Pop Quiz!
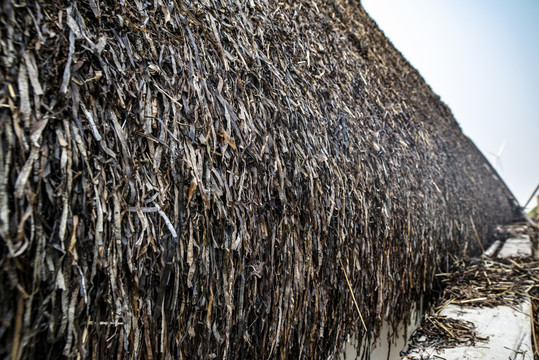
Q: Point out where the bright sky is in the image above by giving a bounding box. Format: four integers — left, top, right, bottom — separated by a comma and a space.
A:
362, 0, 539, 210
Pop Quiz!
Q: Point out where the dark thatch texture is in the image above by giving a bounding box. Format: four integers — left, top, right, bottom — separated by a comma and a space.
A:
0, 0, 518, 359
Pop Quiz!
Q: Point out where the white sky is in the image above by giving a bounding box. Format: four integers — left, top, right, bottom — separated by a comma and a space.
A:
362, 0, 539, 210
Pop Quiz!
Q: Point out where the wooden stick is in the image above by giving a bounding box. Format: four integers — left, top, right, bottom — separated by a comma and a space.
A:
11, 295, 24, 360
339, 258, 368, 331
435, 298, 456, 316
455, 297, 488, 304
428, 317, 455, 338
523, 183, 539, 209
470, 216, 485, 253
530, 299, 538, 357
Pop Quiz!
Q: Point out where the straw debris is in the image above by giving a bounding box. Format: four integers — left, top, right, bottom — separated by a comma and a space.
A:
438, 257, 539, 307
414, 225, 539, 359
409, 314, 487, 350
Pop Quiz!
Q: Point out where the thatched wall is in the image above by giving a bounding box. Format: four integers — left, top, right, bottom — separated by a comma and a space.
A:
0, 0, 517, 358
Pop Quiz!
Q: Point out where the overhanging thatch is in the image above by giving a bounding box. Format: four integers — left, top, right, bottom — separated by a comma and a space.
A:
0, 0, 517, 358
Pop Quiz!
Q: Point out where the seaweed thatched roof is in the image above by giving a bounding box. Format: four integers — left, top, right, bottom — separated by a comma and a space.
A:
0, 0, 517, 358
